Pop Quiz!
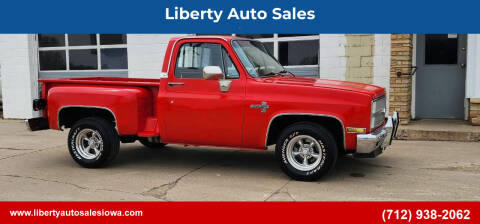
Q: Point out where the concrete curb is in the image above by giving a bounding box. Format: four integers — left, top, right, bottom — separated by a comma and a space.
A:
396, 128, 480, 142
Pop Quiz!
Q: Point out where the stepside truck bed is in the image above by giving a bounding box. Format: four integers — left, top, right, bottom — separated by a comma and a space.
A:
36, 77, 161, 136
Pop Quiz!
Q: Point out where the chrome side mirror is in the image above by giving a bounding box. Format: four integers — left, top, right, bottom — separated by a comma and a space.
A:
203, 66, 223, 80
202, 66, 232, 93
219, 80, 232, 93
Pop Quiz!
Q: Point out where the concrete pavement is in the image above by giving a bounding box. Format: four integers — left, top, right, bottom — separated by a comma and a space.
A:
0, 119, 479, 201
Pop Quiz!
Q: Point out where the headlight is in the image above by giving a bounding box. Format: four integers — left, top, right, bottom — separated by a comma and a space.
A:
370, 96, 386, 131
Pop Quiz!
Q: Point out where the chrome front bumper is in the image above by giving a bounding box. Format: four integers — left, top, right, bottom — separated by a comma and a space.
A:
354, 111, 399, 158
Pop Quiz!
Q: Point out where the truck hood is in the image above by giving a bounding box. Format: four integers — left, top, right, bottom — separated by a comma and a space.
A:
256, 76, 385, 99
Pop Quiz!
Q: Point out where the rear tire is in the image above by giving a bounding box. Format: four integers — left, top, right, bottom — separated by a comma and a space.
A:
68, 117, 119, 168
139, 137, 167, 149
275, 122, 338, 181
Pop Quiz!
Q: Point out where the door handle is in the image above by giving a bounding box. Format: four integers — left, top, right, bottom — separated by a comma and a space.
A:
168, 82, 184, 86
460, 63, 466, 68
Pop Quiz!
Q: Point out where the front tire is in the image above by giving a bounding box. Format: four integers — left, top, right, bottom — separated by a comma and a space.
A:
68, 117, 119, 168
275, 122, 338, 181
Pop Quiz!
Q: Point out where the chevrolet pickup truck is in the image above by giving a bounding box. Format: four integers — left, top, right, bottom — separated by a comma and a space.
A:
27, 35, 399, 181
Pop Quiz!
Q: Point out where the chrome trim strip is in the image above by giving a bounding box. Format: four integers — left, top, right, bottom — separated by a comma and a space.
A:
265, 113, 346, 149
57, 105, 118, 132
167, 82, 185, 86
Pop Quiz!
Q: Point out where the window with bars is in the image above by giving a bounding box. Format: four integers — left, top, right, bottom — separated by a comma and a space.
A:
38, 34, 128, 71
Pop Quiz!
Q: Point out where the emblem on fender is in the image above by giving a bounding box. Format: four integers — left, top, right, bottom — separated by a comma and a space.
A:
250, 101, 269, 113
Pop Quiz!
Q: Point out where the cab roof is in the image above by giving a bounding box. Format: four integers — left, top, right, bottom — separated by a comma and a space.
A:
169, 35, 250, 42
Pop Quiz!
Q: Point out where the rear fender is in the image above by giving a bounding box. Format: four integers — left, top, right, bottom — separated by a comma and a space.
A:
48, 85, 152, 135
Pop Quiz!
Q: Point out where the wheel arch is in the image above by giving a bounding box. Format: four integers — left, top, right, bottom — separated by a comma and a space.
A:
58, 106, 117, 132
265, 113, 346, 151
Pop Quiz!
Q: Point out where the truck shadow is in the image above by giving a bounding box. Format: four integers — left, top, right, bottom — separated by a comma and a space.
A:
112, 144, 395, 181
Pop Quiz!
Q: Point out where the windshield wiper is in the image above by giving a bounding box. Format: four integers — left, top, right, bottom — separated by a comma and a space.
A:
258, 70, 295, 78
279, 70, 295, 77
258, 72, 281, 77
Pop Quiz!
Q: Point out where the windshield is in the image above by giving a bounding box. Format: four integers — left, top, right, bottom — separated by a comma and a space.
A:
232, 40, 286, 77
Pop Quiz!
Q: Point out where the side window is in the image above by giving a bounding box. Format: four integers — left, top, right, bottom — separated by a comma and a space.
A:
175, 43, 223, 79
222, 48, 240, 79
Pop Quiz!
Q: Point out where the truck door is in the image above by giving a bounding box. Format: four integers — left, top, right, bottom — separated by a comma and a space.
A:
163, 40, 245, 147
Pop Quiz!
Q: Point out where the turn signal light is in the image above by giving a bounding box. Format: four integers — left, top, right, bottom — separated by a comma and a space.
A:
346, 127, 366, 134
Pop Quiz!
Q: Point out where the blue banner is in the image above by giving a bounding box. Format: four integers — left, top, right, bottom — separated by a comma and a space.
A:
1, 0, 478, 33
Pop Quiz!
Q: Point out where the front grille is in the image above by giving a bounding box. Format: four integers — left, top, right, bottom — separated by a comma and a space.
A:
371, 96, 386, 130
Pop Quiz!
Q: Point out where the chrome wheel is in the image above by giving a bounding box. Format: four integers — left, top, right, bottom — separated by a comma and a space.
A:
74, 128, 103, 160
286, 135, 323, 171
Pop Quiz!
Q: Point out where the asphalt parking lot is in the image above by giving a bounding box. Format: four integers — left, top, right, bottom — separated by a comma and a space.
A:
0, 119, 479, 201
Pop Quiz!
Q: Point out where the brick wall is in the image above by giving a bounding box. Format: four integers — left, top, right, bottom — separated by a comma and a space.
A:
389, 34, 413, 124
470, 98, 480, 125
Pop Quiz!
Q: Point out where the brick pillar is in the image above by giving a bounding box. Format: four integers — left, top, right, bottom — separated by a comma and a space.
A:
470, 98, 480, 125
389, 34, 413, 125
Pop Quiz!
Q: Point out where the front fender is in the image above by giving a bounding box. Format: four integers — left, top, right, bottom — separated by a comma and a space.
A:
265, 111, 347, 148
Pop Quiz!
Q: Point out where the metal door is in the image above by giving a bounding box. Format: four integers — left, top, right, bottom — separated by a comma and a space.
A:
416, 34, 467, 119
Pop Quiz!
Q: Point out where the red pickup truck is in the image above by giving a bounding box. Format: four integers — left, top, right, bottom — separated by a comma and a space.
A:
27, 35, 398, 181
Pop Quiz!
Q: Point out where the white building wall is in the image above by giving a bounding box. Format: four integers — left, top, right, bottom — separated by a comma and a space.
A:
127, 34, 185, 78
466, 34, 480, 98
373, 34, 391, 110
0, 34, 39, 119
318, 34, 391, 86
319, 34, 347, 80
318, 34, 391, 109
